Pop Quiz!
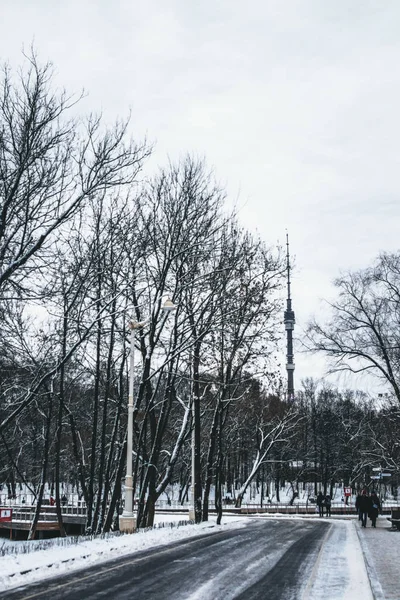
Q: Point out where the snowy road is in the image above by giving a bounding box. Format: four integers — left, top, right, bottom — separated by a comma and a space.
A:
5, 519, 372, 600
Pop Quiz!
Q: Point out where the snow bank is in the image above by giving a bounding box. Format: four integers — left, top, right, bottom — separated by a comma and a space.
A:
0, 516, 249, 592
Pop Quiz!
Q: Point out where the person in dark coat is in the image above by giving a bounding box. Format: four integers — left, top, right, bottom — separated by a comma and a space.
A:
355, 491, 363, 521
359, 489, 370, 528
316, 491, 324, 517
324, 494, 332, 517
369, 492, 381, 528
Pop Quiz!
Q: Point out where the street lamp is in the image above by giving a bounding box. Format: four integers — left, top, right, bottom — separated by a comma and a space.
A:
119, 298, 176, 533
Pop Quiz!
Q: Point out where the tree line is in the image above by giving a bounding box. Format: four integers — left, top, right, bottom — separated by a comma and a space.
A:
1, 53, 399, 539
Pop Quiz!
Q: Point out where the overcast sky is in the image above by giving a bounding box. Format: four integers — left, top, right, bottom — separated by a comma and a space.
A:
1, 0, 399, 393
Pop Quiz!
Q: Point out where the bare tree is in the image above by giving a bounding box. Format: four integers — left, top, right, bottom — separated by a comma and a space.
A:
129, 157, 228, 527
0, 51, 150, 437
306, 252, 400, 402
234, 400, 300, 508
201, 225, 284, 521
0, 51, 149, 298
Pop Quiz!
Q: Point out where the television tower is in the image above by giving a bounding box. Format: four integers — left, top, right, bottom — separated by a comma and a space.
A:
284, 233, 295, 400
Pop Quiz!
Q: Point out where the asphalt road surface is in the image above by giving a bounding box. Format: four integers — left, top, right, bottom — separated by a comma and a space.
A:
7, 519, 330, 600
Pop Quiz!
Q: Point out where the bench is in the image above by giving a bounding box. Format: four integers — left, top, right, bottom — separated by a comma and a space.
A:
387, 509, 400, 530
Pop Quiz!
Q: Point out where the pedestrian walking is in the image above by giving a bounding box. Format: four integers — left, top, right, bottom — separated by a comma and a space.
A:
369, 491, 381, 528
316, 491, 324, 517
359, 489, 370, 528
355, 491, 363, 521
324, 494, 332, 517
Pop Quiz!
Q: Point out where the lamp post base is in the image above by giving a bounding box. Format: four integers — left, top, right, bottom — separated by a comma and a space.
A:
119, 515, 137, 533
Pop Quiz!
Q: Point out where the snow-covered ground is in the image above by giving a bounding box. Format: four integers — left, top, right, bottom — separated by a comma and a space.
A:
306, 518, 372, 600
0, 513, 398, 598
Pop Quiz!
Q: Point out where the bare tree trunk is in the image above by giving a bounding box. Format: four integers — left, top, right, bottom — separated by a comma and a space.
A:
28, 385, 54, 540
66, 409, 89, 505
203, 401, 219, 521
179, 470, 190, 505
87, 257, 102, 533
104, 438, 126, 532
191, 343, 203, 524
95, 296, 117, 533
215, 408, 224, 525
54, 313, 68, 537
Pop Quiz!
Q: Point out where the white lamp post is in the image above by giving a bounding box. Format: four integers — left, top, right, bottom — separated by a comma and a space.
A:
119, 298, 176, 533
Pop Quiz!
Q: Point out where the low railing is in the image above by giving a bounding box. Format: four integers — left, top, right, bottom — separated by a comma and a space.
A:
6, 510, 56, 522
2, 501, 400, 521
0, 504, 87, 515
0, 506, 87, 523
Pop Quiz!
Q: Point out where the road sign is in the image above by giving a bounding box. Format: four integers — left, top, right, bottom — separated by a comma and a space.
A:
344, 487, 352, 496
0, 508, 12, 522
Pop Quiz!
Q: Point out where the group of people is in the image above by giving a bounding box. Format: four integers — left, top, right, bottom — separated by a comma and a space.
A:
356, 489, 381, 528
316, 491, 332, 517
316, 488, 382, 525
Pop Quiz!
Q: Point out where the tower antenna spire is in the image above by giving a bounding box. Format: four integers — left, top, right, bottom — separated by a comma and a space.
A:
284, 232, 295, 400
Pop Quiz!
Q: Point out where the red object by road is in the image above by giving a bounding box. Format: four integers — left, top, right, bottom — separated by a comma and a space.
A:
0, 508, 12, 522
344, 487, 352, 497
